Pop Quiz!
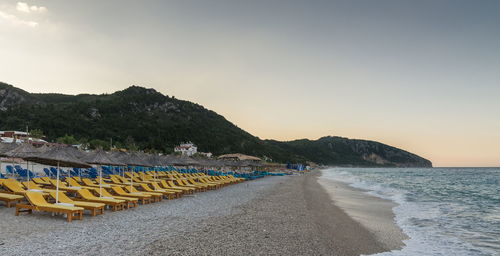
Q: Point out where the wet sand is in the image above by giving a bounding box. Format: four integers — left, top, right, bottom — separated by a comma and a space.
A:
318, 174, 408, 251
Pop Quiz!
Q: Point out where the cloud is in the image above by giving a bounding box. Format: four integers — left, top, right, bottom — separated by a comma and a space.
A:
16, 2, 47, 13
0, 10, 38, 27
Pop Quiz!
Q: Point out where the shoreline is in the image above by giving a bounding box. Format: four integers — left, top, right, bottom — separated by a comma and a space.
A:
317, 170, 408, 251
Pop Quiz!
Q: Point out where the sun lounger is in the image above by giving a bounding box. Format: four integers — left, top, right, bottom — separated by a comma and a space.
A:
162, 180, 195, 194
137, 183, 176, 200
182, 179, 210, 191
22, 181, 57, 193
194, 178, 221, 189
16, 191, 84, 222
151, 182, 183, 197
0, 192, 23, 207
49, 191, 105, 216
123, 186, 162, 202
110, 186, 151, 205
175, 179, 204, 192
76, 189, 125, 211
48, 180, 82, 193
32, 177, 51, 186
2, 179, 49, 196
94, 188, 139, 209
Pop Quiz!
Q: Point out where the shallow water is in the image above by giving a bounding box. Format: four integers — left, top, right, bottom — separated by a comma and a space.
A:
321, 167, 500, 256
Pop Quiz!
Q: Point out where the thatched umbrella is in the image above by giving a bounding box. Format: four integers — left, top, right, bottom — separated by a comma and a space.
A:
80, 149, 123, 197
168, 155, 199, 167
128, 152, 152, 167
108, 151, 151, 191
0, 143, 21, 176
26, 146, 91, 203
0, 143, 19, 156
107, 151, 130, 178
144, 154, 164, 180
159, 154, 176, 167
4, 143, 41, 189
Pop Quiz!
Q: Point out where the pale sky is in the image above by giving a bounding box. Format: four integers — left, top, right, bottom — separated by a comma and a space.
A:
1, 0, 499, 167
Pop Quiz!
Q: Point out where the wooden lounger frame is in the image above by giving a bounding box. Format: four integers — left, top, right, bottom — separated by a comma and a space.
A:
15, 204, 83, 222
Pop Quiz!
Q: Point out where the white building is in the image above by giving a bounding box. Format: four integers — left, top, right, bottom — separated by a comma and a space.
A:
198, 152, 213, 158
174, 142, 198, 156
0, 131, 47, 145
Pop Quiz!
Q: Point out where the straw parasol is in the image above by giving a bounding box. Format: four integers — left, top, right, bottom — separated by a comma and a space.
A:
168, 155, 199, 167
26, 146, 91, 204
80, 149, 123, 197
107, 151, 130, 178
0, 143, 20, 156
0, 143, 21, 175
159, 154, 176, 166
4, 143, 41, 189
143, 154, 164, 180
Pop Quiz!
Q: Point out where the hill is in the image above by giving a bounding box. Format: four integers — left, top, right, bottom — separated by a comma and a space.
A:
0, 81, 432, 167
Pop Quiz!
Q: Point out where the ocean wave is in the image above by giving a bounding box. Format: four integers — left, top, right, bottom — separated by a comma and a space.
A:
320, 168, 498, 256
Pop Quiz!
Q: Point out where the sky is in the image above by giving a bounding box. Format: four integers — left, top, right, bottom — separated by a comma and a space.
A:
0, 0, 499, 167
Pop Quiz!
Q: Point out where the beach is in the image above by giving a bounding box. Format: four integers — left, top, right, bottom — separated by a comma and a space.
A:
0, 171, 404, 256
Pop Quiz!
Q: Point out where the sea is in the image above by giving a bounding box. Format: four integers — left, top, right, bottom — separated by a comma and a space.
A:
321, 167, 499, 256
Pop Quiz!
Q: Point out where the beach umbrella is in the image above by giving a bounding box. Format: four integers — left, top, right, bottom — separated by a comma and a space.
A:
4, 143, 41, 189
108, 151, 131, 178
128, 152, 152, 167
64, 147, 88, 178
108, 151, 150, 192
80, 149, 123, 197
0, 143, 19, 156
0, 143, 21, 176
168, 155, 199, 167
26, 146, 91, 204
144, 154, 164, 180
159, 154, 176, 166
126, 152, 154, 189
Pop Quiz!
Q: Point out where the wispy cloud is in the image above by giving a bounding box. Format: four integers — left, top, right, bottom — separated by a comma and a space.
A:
0, 10, 38, 27
0, 2, 47, 28
16, 2, 47, 13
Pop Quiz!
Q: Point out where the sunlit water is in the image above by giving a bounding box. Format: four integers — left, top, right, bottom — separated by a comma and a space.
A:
321, 167, 500, 256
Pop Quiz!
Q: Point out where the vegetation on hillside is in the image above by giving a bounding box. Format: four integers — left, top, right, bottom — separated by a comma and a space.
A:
0, 82, 432, 167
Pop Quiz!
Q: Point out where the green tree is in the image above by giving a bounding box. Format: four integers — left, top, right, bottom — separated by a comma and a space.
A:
56, 135, 79, 145
29, 129, 44, 139
88, 139, 110, 150
125, 136, 138, 151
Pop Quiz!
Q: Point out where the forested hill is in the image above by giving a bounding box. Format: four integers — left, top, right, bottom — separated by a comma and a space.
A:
0, 82, 432, 167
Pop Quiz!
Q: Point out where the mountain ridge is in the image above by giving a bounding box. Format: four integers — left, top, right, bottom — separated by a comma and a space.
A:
0, 81, 432, 167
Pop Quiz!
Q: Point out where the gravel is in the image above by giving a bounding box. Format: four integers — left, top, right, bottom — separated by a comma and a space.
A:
0, 172, 390, 256
0, 176, 286, 256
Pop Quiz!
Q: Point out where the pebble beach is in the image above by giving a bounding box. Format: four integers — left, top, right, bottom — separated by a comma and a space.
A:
0, 171, 404, 256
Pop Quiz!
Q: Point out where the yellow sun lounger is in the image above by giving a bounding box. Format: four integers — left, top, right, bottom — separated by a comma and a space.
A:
151, 182, 183, 197
175, 179, 204, 192
0, 192, 23, 207
16, 191, 84, 222
123, 186, 162, 202
76, 189, 125, 211
49, 191, 105, 216
137, 183, 176, 200
32, 177, 51, 186
162, 180, 195, 194
22, 181, 57, 193
48, 180, 82, 193
94, 188, 139, 209
2, 180, 49, 196
110, 186, 152, 205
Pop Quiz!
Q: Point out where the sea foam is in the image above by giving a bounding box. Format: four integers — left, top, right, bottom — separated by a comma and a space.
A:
321, 168, 499, 256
